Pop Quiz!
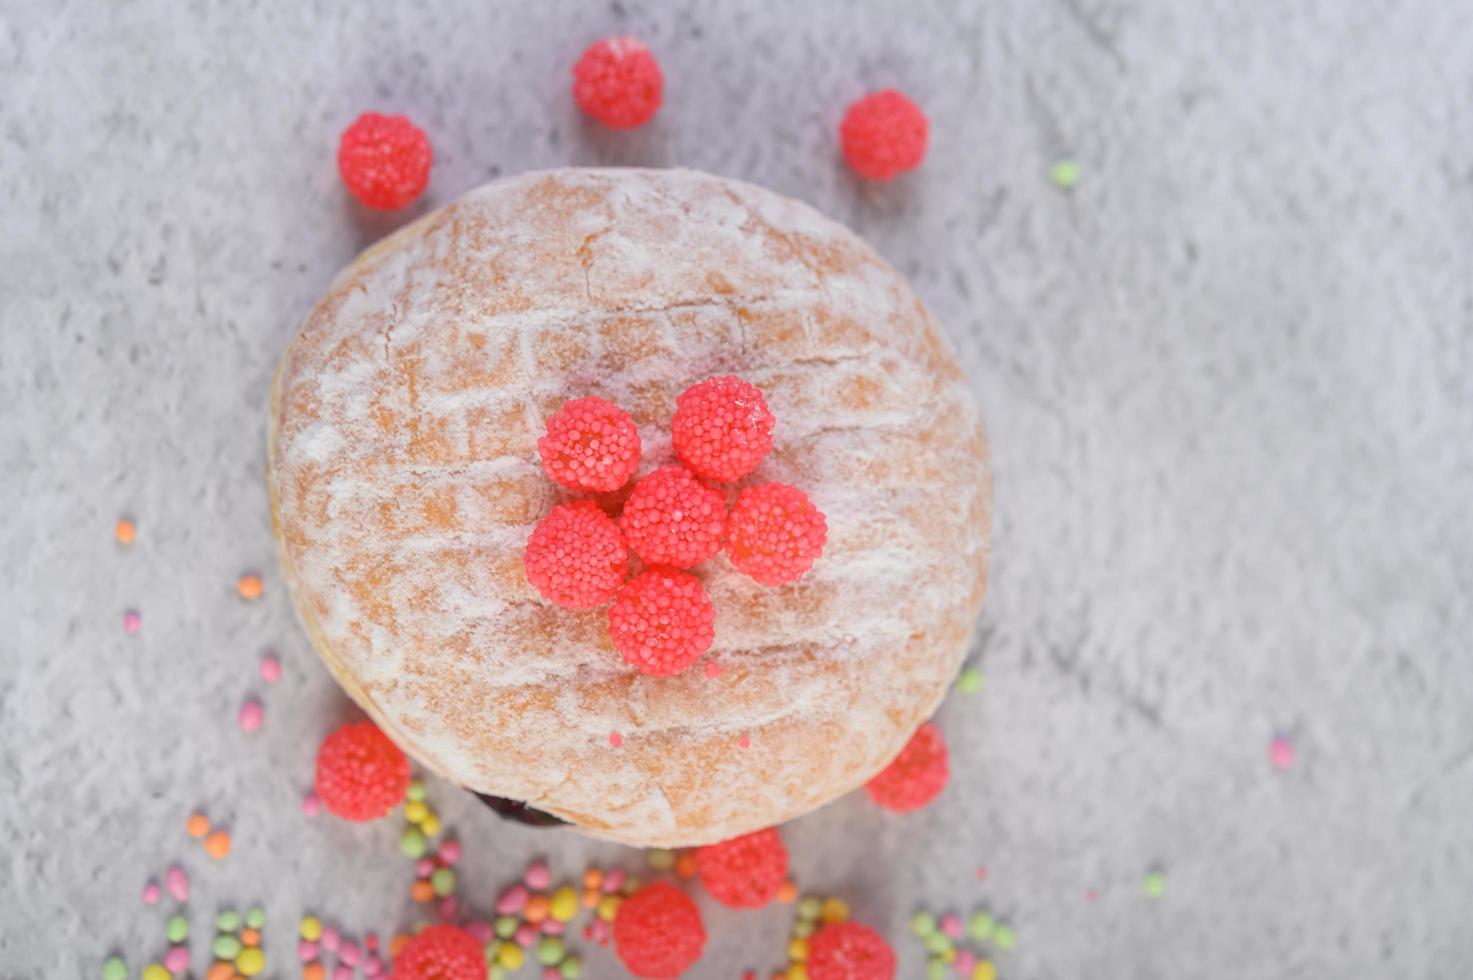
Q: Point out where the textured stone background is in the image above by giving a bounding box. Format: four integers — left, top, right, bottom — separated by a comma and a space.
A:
3, 1, 1472, 977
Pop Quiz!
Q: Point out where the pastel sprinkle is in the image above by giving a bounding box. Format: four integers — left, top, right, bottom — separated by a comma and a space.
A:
498, 943, 525, 970
525, 861, 552, 889
217, 910, 241, 931
819, 897, 849, 923
439, 839, 462, 864
1145, 870, 1167, 898
608, 731, 623, 748
340, 940, 361, 965
165, 914, 188, 943
993, 924, 1016, 950
776, 880, 798, 903
797, 896, 821, 921
550, 886, 579, 923
186, 812, 210, 838
237, 698, 264, 732
400, 827, 427, 859
494, 916, 518, 939
115, 518, 136, 544
515, 922, 540, 948
956, 665, 984, 695
972, 962, 997, 980
162, 946, 189, 973
333, 965, 353, 980
204, 829, 232, 859
738, 735, 751, 749
415, 857, 434, 877
404, 799, 429, 823
1049, 159, 1081, 189
101, 956, 127, 980
298, 939, 318, 962
560, 956, 583, 978
301, 791, 321, 817
648, 849, 676, 870
365, 957, 384, 977
237, 573, 264, 600
928, 960, 949, 980
542, 919, 566, 936
164, 865, 188, 902
967, 911, 994, 942
496, 885, 529, 915
954, 950, 977, 975
601, 869, 625, 894
122, 610, 141, 635
245, 906, 265, 929
236, 946, 266, 976
939, 913, 962, 939
704, 660, 723, 677
465, 922, 493, 945
793, 919, 815, 939
1269, 735, 1296, 770
141, 966, 169, 980
536, 936, 566, 966
420, 812, 441, 837
321, 926, 340, 951
431, 867, 456, 897
525, 894, 550, 924
911, 911, 937, 936
259, 655, 282, 683
925, 932, 953, 955
141, 881, 160, 905
212, 935, 242, 960
406, 778, 427, 802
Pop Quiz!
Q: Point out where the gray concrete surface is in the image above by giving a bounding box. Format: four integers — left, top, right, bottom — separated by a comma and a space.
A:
3, 1, 1472, 977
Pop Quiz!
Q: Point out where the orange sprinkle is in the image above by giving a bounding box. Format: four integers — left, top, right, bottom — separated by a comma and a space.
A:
207, 964, 235, 980
583, 867, 603, 890
410, 880, 435, 903
674, 853, 697, 878
776, 880, 798, 903
237, 574, 264, 600
524, 894, 550, 924
186, 812, 210, 838
204, 829, 232, 859
302, 965, 326, 980
582, 889, 600, 909
115, 518, 136, 545
241, 927, 260, 946
389, 935, 410, 958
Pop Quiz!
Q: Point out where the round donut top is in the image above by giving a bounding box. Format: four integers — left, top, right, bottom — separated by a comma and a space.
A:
269, 168, 990, 846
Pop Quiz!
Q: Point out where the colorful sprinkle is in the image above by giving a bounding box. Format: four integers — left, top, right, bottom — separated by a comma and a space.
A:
939, 914, 962, 939
525, 861, 552, 890
439, 838, 462, 864
1269, 735, 1296, 770
165, 914, 188, 943
911, 911, 937, 937
259, 654, 282, 683
966, 911, 993, 942
956, 665, 984, 695
164, 865, 188, 902
245, 906, 265, 929
1049, 159, 1081, 189
141, 880, 160, 905
101, 956, 127, 980
301, 790, 321, 817
237, 698, 264, 732
204, 829, 232, 859
608, 731, 623, 748
122, 609, 141, 635
141, 966, 169, 980
186, 811, 210, 838
1145, 870, 1167, 898
237, 573, 264, 600
431, 867, 456, 897
550, 886, 579, 923
162, 946, 189, 973
217, 910, 241, 931
236, 946, 266, 976
115, 518, 136, 545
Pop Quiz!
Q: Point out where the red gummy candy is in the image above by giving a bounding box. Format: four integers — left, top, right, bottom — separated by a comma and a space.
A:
864, 722, 949, 813
390, 924, 486, 980
573, 36, 663, 129
695, 827, 789, 908
807, 921, 897, 980
337, 112, 433, 210
315, 721, 411, 822
840, 90, 928, 181
671, 375, 775, 483
607, 569, 716, 676
620, 466, 727, 569
538, 396, 642, 493
524, 500, 629, 609
613, 881, 706, 979
726, 482, 827, 586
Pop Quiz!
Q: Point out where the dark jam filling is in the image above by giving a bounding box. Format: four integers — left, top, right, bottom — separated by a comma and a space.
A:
474, 792, 568, 827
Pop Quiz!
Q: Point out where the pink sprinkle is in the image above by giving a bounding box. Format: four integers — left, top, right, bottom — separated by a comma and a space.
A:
122, 609, 141, 634
609, 731, 623, 748
1269, 735, 1296, 771
260, 654, 282, 683
339, 940, 361, 966
1086, 888, 1100, 902
238, 698, 264, 732
515, 922, 539, 947
298, 939, 319, 962
524, 861, 551, 889
165, 865, 189, 902
365, 932, 378, 951
438, 839, 462, 864
364, 956, 384, 977
544, 968, 562, 980
738, 735, 751, 749
415, 858, 435, 877
591, 918, 611, 943
940, 913, 962, 939
438, 896, 460, 921
141, 881, 161, 905
975, 865, 988, 880
953, 951, 976, 976
496, 884, 529, 915
321, 927, 340, 952
704, 660, 723, 678
302, 791, 321, 817
465, 922, 493, 944
333, 966, 353, 980
542, 919, 565, 936
602, 869, 625, 894
163, 946, 190, 973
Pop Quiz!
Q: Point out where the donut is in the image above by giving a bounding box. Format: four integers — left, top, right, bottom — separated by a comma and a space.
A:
268, 168, 990, 846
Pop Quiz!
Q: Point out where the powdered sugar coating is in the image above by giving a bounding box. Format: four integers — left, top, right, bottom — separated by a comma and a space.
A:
268, 168, 990, 846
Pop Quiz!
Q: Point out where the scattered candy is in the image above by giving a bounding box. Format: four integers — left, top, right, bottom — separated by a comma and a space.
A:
237, 573, 264, 600
186, 811, 210, 838
1145, 870, 1167, 898
613, 882, 706, 979
671, 375, 775, 483
538, 397, 641, 493
165, 914, 188, 943
524, 501, 630, 610
218, 910, 241, 931
550, 886, 579, 923
608, 569, 716, 675
141, 965, 169, 980
840, 89, 929, 181
337, 112, 432, 211
298, 939, 318, 962
401, 827, 428, 859
620, 465, 727, 569
992, 924, 1015, 951
315, 721, 410, 821
102, 956, 127, 980
865, 723, 950, 812
165, 865, 189, 902
141, 881, 160, 905
301, 791, 321, 817
1049, 159, 1081, 189
122, 610, 141, 635
965, 912, 992, 943
695, 827, 789, 908
204, 829, 232, 859
939, 914, 962, 939
525, 862, 552, 890
431, 867, 456, 897
808, 921, 896, 980
726, 482, 827, 586
1269, 735, 1296, 770
497, 885, 530, 915
259, 654, 282, 683
212, 935, 242, 960
572, 36, 663, 130
955, 665, 984, 695
236, 946, 265, 976
114, 518, 136, 545
238, 698, 264, 732
162, 946, 189, 973
245, 906, 265, 929
819, 897, 850, 924
439, 839, 462, 864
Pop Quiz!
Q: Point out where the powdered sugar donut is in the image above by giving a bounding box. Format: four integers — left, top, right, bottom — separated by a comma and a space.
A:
268, 168, 990, 846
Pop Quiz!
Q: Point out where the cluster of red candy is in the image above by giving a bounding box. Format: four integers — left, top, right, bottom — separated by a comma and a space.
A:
523, 376, 827, 677
336, 36, 929, 211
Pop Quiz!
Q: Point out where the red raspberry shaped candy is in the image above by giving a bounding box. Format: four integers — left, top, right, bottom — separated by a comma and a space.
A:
613, 881, 706, 979
315, 721, 411, 821
337, 112, 433, 210
865, 722, 949, 813
608, 569, 715, 676
807, 922, 897, 980
695, 827, 789, 908
524, 501, 629, 609
840, 90, 928, 182
573, 36, 663, 129
538, 396, 642, 493
390, 924, 487, 980
671, 375, 776, 482
726, 482, 827, 586
620, 466, 727, 569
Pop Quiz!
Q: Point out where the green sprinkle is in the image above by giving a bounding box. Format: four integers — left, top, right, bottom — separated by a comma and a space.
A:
536, 936, 566, 966
1049, 159, 1081, 189
957, 665, 984, 695
400, 827, 428, 859
560, 955, 583, 979
431, 867, 457, 897
792, 920, 816, 939
487, 965, 508, 980
1145, 870, 1167, 898
212, 935, 242, 960
968, 911, 995, 942
101, 956, 127, 980
165, 915, 188, 944
244, 906, 265, 929
647, 848, 676, 871
621, 875, 641, 896
993, 923, 1016, 950
925, 932, 953, 955
928, 958, 950, 980
406, 778, 427, 801
493, 916, 518, 939
216, 910, 240, 932
910, 911, 937, 936
797, 896, 822, 921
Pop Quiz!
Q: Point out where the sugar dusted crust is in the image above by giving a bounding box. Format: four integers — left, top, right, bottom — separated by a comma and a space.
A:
268, 168, 990, 846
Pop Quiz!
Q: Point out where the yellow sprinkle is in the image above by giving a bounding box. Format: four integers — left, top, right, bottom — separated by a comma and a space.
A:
404, 800, 428, 823
788, 966, 809, 980
235, 948, 265, 977
496, 943, 524, 970
787, 937, 809, 962
299, 915, 322, 941
943, 946, 957, 964
419, 812, 441, 837
596, 895, 622, 922
819, 897, 849, 924
972, 961, 997, 980
550, 886, 579, 923
142, 966, 170, 980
